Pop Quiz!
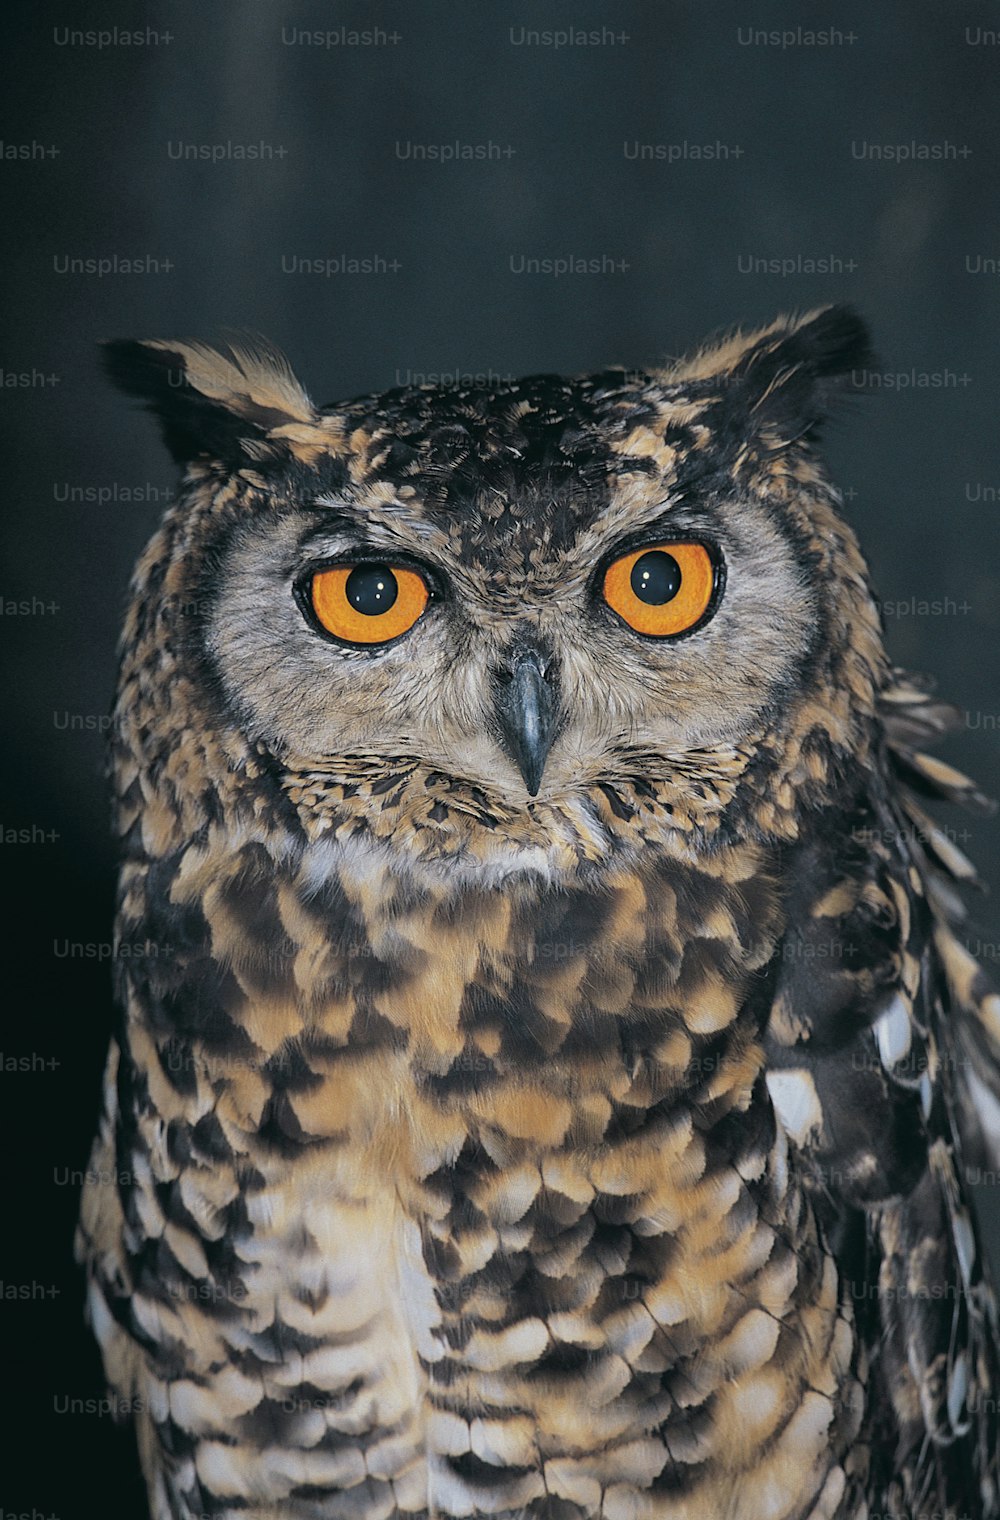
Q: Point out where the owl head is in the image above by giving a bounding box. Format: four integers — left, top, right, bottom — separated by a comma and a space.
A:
106, 307, 885, 874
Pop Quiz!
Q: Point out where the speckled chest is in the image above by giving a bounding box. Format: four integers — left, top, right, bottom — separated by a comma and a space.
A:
110, 822, 870, 1517
122, 824, 784, 1154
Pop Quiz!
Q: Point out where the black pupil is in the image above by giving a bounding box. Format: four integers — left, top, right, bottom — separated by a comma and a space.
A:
630, 551, 682, 605
345, 563, 398, 615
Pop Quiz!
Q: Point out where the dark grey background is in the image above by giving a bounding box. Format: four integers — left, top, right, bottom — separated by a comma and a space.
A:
2, 2, 998, 1512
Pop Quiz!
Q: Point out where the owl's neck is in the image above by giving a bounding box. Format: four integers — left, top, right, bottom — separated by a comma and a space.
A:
120, 813, 787, 1160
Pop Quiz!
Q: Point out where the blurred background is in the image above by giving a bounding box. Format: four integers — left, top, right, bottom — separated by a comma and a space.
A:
2, 1, 999, 1512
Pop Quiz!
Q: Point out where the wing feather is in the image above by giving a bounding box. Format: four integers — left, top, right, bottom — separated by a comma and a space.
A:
763, 666, 1000, 1516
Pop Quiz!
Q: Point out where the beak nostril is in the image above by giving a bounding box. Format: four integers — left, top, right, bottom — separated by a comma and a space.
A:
494, 651, 557, 687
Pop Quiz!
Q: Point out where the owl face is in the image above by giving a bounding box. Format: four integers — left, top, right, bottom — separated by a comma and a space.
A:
107, 308, 884, 858
205, 464, 816, 808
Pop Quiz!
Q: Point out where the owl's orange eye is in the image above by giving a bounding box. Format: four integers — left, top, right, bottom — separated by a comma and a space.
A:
602, 541, 717, 637
309, 563, 429, 645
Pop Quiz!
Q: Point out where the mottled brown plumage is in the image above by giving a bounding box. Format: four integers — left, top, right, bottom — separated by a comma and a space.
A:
78, 309, 1000, 1520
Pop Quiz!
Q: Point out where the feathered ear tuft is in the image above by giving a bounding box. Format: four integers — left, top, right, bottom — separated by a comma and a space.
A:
669, 305, 876, 448
102, 336, 318, 465
734, 305, 874, 433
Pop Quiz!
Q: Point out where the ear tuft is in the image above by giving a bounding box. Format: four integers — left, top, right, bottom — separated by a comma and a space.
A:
102, 336, 317, 466
734, 304, 873, 386
732, 305, 875, 442
665, 306, 876, 449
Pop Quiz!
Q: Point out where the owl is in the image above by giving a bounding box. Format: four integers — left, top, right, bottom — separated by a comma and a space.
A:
77, 307, 1000, 1520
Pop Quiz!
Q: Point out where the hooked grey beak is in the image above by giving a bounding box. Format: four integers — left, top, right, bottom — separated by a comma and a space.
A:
491, 647, 559, 797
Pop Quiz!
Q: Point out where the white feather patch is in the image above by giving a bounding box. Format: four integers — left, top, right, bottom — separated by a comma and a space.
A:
765, 1068, 823, 1146
947, 1350, 970, 1431
952, 1207, 977, 1287
874, 992, 913, 1069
